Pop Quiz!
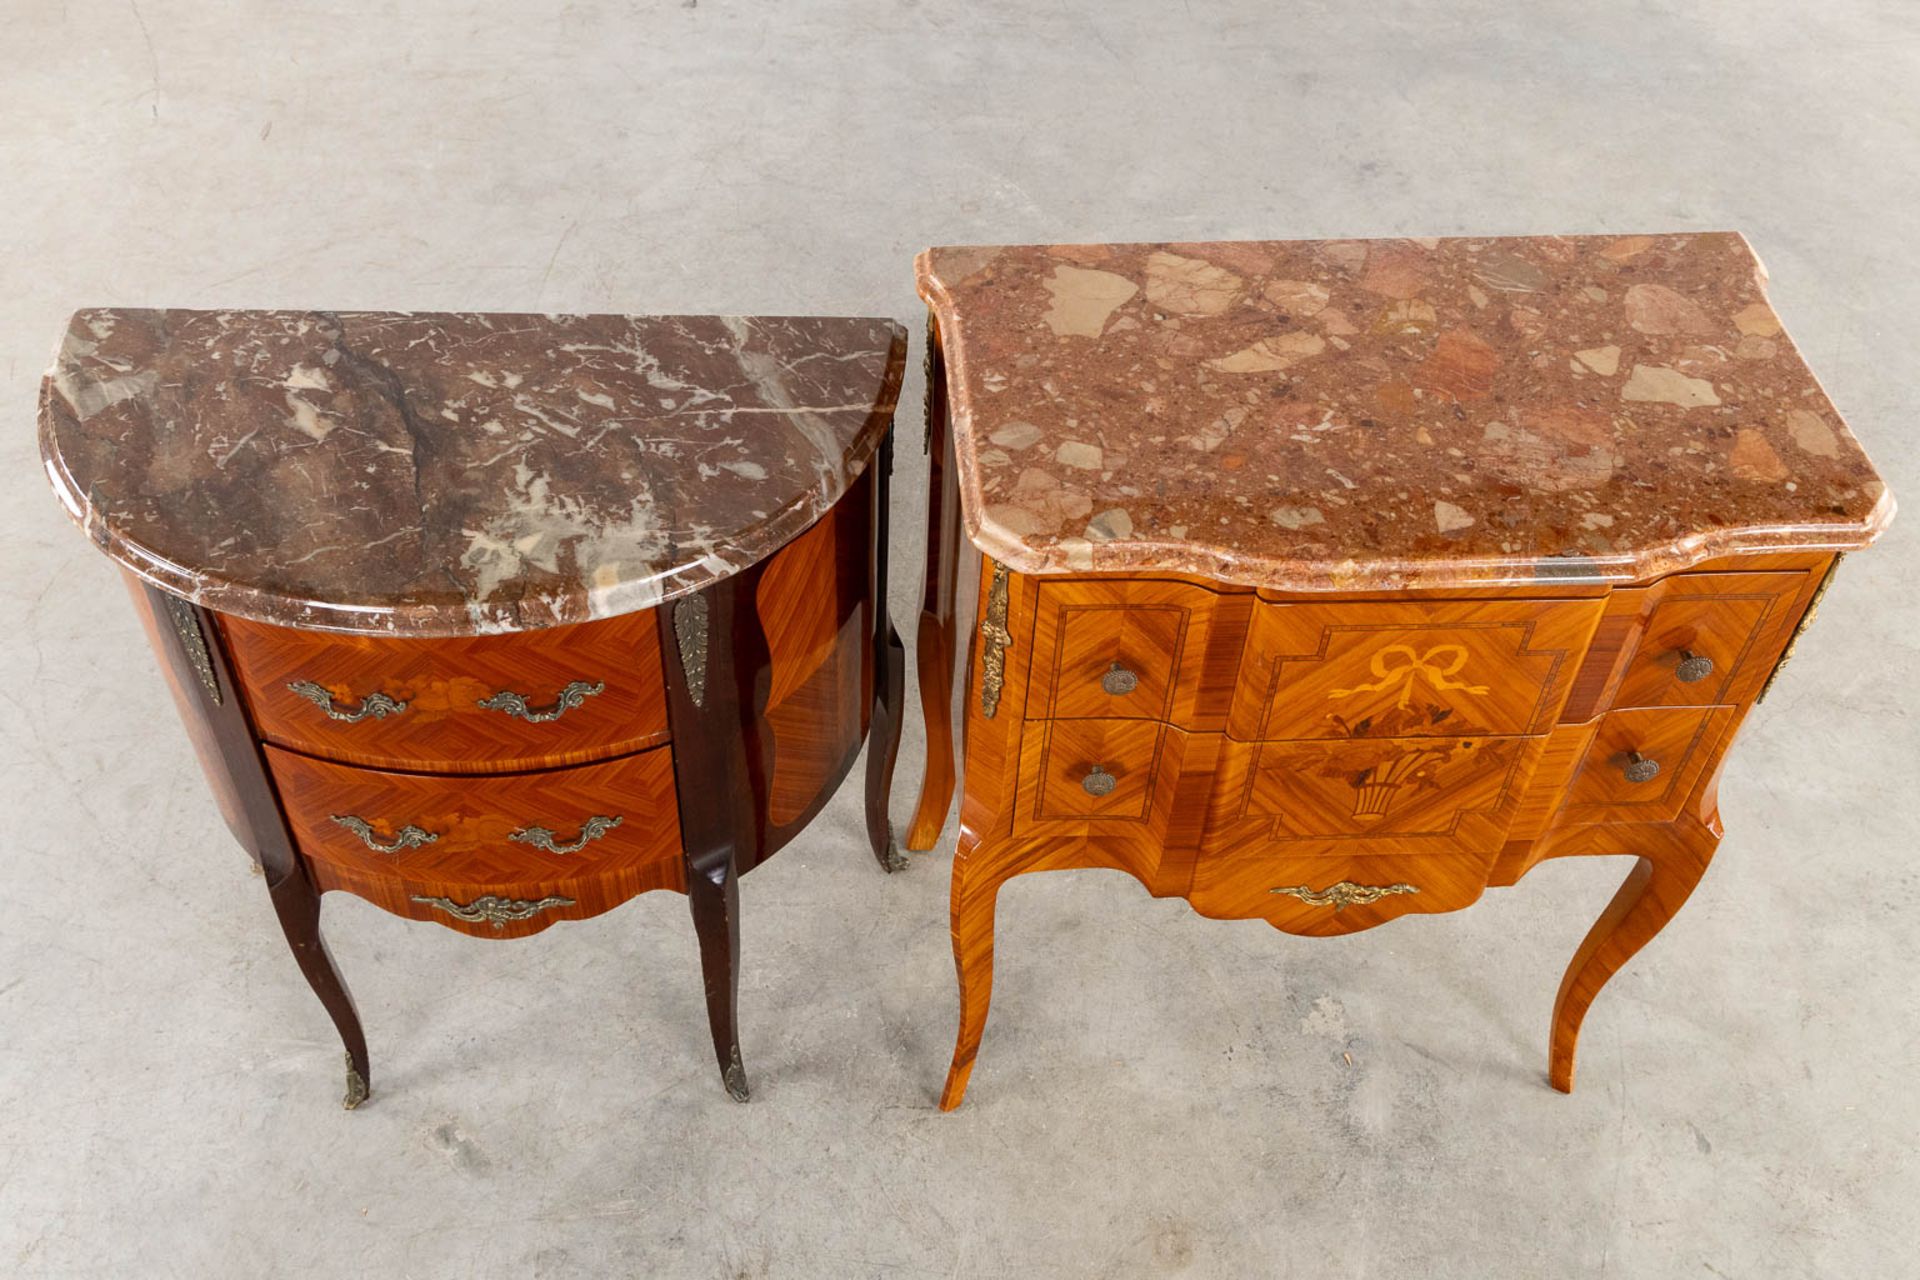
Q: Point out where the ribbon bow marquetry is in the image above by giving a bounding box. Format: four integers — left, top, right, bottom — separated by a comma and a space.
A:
1329, 643, 1489, 709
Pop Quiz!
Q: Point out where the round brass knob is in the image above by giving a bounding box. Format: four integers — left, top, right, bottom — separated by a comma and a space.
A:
1082, 764, 1117, 797
1675, 650, 1714, 684
1622, 750, 1661, 784
1101, 662, 1138, 696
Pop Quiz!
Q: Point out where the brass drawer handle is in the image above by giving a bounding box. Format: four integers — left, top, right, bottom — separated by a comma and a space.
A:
411, 894, 575, 930
1621, 750, 1661, 784
509, 815, 622, 855
1674, 649, 1714, 683
477, 680, 604, 723
289, 680, 409, 722
1270, 881, 1419, 911
1082, 764, 1117, 797
1100, 661, 1138, 696
330, 814, 439, 853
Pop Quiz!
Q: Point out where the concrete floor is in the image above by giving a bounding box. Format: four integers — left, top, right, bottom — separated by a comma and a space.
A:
3, 2, 1917, 1275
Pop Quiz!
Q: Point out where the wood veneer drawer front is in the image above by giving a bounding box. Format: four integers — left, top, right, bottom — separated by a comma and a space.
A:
1611, 572, 1805, 710
223, 610, 670, 773
1205, 733, 1545, 856
1027, 578, 1242, 727
1229, 598, 1603, 741
1188, 850, 1493, 937
1560, 705, 1736, 825
1014, 717, 1167, 831
267, 744, 682, 888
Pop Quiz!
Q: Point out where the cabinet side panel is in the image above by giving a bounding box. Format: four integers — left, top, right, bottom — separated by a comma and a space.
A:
757, 471, 873, 839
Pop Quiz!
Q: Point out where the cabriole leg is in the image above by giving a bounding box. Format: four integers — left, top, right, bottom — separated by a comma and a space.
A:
907, 315, 961, 852
133, 579, 374, 1110
867, 622, 908, 871
865, 423, 910, 872
660, 569, 769, 1102
1550, 825, 1718, 1092
686, 848, 749, 1101
940, 842, 1014, 1111
266, 866, 371, 1109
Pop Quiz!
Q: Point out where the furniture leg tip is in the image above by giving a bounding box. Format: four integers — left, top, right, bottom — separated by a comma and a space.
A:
882, 826, 911, 874
723, 1062, 751, 1103
342, 1057, 370, 1110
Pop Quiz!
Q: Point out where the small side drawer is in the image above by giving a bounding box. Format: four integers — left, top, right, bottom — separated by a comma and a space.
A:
1026, 577, 1243, 729
268, 743, 682, 889
1188, 850, 1494, 938
222, 609, 670, 773
1230, 597, 1604, 740
1610, 571, 1806, 710
1559, 705, 1736, 825
1015, 718, 1167, 830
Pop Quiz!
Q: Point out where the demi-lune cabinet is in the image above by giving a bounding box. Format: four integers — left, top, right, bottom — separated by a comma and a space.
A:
41, 308, 909, 1106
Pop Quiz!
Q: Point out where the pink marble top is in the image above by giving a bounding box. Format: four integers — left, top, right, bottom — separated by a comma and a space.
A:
918, 233, 1892, 589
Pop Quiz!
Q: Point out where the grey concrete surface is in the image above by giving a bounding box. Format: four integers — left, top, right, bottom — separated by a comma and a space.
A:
3, 2, 1917, 1276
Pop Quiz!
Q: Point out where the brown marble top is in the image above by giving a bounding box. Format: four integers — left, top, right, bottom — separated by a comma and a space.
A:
41, 309, 906, 634
919, 233, 1892, 589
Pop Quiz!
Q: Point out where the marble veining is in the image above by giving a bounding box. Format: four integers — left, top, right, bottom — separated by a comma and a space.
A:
919, 234, 1892, 589
42, 310, 906, 634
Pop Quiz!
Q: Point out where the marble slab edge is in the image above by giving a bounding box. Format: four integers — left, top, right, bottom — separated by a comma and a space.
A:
40, 313, 909, 636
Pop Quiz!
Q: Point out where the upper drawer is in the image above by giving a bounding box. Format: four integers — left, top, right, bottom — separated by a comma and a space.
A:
1609, 571, 1806, 710
221, 610, 670, 773
1025, 577, 1244, 729
1229, 597, 1604, 741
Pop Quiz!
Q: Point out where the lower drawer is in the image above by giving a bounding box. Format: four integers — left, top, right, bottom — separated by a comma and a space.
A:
1011, 718, 1219, 847
1187, 850, 1494, 937
1558, 705, 1735, 826
268, 744, 685, 936
1016, 717, 1167, 829
1202, 733, 1547, 858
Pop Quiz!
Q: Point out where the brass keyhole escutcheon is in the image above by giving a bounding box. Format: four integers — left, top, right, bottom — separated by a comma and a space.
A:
1622, 750, 1661, 784
1082, 764, 1117, 797
1101, 662, 1138, 696
1675, 649, 1714, 683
